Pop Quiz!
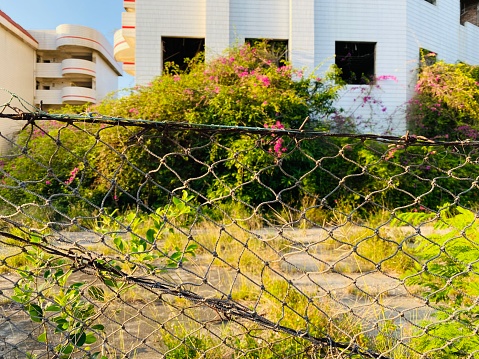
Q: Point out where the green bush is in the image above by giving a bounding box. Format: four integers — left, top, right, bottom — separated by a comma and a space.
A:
405, 206, 479, 357
407, 61, 479, 139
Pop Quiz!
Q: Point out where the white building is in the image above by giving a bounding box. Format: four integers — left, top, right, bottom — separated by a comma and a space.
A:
114, 0, 479, 134
30, 25, 122, 111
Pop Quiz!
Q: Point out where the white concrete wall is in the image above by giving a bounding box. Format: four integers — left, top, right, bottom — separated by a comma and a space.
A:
136, 0, 206, 84
29, 30, 56, 50
229, 0, 289, 41
290, 0, 316, 71
205, 0, 231, 60
406, 1, 479, 97
314, 0, 409, 134
95, 54, 120, 100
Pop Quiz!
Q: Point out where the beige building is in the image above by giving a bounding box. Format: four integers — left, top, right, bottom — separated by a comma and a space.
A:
0, 11, 122, 152
0, 10, 38, 148
30, 25, 122, 111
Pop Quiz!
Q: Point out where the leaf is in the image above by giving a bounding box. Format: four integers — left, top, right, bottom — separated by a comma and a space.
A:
45, 304, 62, 312
54, 319, 69, 333
103, 278, 117, 288
59, 344, 74, 354
186, 243, 198, 255
11, 296, 23, 304
169, 251, 182, 262
37, 331, 47, 343
146, 228, 156, 243
53, 269, 64, 279
30, 234, 42, 244
28, 304, 43, 323
172, 196, 181, 207
84, 332, 97, 344
114, 236, 125, 252
71, 281, 85, 289
70, 331, 87, 347
91, 353, 108, 359
88, 286, 105, 302
91, 324, 105, 331
43, 269, 51, 279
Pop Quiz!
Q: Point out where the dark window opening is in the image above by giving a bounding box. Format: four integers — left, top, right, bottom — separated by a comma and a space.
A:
419, 48, 437, 67
71, 81, 93, 89
335, 41, 376, 84
424, 0, 436, 5
71, 53, 93, 61
460, 0, 479, 25
162, 37, 205, 72
245, 38, 289, 66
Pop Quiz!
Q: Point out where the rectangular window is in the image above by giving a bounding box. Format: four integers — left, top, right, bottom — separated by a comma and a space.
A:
419, 48, 437, 66
460, 0, 479, 25
245, 39, 289, 66
335, 41, 376, 84
162, 37, 205, 72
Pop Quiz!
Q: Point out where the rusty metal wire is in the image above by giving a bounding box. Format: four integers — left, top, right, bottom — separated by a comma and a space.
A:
0, 92, 479, 359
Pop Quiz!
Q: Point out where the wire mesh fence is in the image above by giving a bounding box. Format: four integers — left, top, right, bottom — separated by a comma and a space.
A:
1, 90, 479, 358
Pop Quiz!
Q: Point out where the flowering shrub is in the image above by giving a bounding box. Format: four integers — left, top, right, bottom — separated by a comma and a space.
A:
407, 61, 479, 138
92, 43, 346, 205
264, 121, 287, 157
98, 43, 342, 130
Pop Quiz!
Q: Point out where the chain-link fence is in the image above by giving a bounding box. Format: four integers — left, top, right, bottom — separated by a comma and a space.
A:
1, 90, 479, 358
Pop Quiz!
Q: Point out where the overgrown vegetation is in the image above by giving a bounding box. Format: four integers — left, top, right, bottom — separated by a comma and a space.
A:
2, 44, 479, 358
408, 60, 479, 139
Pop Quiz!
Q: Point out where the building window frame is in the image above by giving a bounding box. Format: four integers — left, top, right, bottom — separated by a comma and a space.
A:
335, 41, 376, 85
245, 38, 289, 66
161, 37, 205, 72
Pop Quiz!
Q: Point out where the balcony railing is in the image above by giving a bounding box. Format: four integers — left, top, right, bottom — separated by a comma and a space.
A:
61, 86, 96, 104
62, 59, 96, 77
122, 62, 136, 77
121, 11, 136, 44
35, 90, 62, 105
114, 29, 135, 64
36, 63, 62, 78
124, 0, 136, 11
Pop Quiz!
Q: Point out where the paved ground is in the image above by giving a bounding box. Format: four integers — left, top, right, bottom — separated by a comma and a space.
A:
0, 226, 438, 358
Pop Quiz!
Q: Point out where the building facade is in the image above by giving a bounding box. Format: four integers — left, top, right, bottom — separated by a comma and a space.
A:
30, 25, 122, 111
0, 12, 122, 152
0, 11, 38, 150
114, 0, 479, 134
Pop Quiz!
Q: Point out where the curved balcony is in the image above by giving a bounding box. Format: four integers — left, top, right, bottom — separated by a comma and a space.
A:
55, 24, 122, 75
121, 11, 136, 44
114, 29, 135, 64
62, 58, 96, 77
124, 0, 136, 11
61, 86, 97, 104
123, 62, 136, 76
